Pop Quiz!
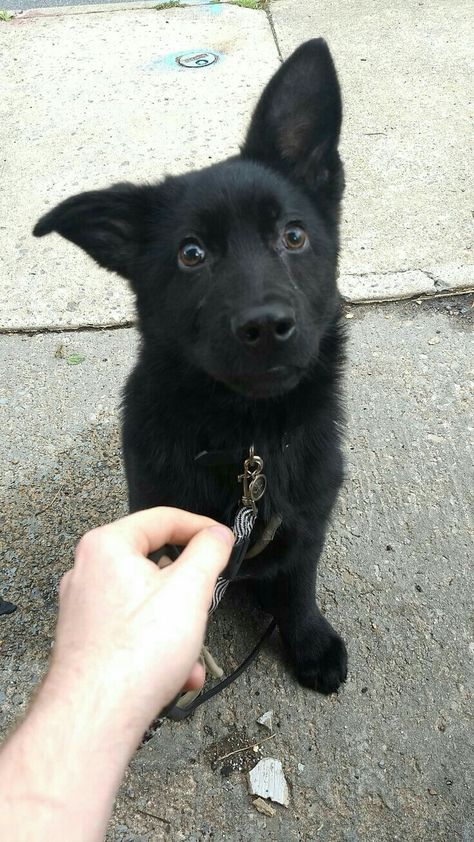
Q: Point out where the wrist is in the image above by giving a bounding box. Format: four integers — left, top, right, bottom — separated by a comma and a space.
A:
0, 663, 155, 842
38, 658, 157, 761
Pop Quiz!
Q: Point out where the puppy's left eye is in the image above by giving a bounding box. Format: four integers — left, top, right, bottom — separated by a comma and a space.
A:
178, 241, 206, 268
283, 225, 307, 250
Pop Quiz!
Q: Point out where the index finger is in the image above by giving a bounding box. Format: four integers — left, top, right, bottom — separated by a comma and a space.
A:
96, 506, 224, 558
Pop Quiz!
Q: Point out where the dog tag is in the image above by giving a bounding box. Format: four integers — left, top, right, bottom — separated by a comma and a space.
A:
249, 473, 266, 502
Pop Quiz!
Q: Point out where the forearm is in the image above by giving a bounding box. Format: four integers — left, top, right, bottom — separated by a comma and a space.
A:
0, 512, 232, 841
0, 667, 156, 842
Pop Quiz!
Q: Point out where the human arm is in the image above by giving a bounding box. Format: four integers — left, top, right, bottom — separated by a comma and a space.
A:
0, 507, 234, 842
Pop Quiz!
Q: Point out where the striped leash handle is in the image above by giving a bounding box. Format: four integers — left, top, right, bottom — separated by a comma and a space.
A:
208, 505, 257, 615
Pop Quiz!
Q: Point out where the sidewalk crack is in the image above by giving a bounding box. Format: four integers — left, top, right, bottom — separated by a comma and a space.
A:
264, 5, 283, 63
422, 269, 443, 290
0, 322, 136, 337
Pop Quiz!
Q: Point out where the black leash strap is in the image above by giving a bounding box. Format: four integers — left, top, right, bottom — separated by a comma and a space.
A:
160, 619, 276, 722
159, 504, 275, 723
144, 446, 281, 731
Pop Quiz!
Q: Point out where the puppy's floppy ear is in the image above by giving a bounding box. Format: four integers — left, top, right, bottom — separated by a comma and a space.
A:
242, 39, 343, 194
33, 182, 156, 281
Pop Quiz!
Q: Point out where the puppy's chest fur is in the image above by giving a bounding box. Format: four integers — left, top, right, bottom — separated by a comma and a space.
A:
162, 440, 298, 527
125, 411, 294, 524
123, 358, 343, 540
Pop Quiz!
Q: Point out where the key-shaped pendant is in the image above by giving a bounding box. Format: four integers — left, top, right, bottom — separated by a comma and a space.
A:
238, 445, 267, 512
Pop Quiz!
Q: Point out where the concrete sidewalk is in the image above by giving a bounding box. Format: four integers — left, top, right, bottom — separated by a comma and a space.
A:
0, 0, 473, 330
1, 2, 473, 840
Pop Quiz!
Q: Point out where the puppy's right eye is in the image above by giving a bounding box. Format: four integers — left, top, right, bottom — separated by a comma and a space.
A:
283, 224, 307, 250
178, 241, 206, 269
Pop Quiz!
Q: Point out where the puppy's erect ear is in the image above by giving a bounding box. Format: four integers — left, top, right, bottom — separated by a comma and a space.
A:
242, 39, 343, 194
33, 183, 156, 281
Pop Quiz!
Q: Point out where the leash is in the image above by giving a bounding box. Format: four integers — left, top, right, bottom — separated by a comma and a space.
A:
159, 620, 277, 722
144, 445, 281, 733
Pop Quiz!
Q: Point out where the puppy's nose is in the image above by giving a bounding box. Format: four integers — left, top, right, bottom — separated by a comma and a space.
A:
232, 305, 296, 350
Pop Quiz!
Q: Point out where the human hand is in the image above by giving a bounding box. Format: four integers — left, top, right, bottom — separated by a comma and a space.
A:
0, 509, 234, 842
48, 508, 234, 741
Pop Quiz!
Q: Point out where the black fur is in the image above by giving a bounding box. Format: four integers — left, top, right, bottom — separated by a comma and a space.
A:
34, 39, 348, 694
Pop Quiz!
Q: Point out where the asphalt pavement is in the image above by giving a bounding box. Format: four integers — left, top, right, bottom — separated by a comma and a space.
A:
1, 297, 472, 841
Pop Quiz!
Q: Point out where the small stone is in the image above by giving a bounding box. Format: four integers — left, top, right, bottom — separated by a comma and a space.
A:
297, 763, 305, 773
248, 758, 289, 807
428, 336, 441, 345
253, 797, 276, 817
257, 710, 273, 731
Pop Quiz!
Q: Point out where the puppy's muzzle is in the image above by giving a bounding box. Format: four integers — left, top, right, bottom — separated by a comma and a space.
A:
231, 304, 296, 354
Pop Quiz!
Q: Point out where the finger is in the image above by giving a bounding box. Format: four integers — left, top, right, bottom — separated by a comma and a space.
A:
85, 507, 221, 559
58, 570, 72, 600
170, 525, 234, 604
182, 661, 205, 692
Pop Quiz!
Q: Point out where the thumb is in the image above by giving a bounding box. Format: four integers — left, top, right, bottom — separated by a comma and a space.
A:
170, 524, 234, 605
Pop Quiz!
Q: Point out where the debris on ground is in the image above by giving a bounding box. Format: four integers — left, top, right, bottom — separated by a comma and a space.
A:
252, 797, 276, 817
248, 757, 289, 807
206, 727, 265, 776
66, 353, 86, 366
257, 710, 273, 731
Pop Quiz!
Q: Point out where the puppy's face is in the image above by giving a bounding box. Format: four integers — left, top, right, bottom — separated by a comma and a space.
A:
142, 161, 340, 399
34, 39, 344, 400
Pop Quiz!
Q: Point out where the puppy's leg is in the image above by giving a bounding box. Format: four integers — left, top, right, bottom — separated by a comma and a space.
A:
258, 542, 347, 694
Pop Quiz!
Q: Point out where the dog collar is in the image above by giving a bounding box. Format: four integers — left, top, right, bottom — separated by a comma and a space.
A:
194, 431, 292, 468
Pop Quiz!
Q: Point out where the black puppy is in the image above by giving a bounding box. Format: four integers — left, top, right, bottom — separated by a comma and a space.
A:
34, 39, 348, 695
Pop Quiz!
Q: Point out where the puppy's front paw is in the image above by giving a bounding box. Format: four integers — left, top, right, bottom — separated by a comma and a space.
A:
294, 625, 348, 695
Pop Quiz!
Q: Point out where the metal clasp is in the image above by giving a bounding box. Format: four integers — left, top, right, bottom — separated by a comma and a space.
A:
238, 444, 267, 512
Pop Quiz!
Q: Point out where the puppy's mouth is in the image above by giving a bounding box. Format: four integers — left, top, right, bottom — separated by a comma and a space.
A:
219, 365, 303, 399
